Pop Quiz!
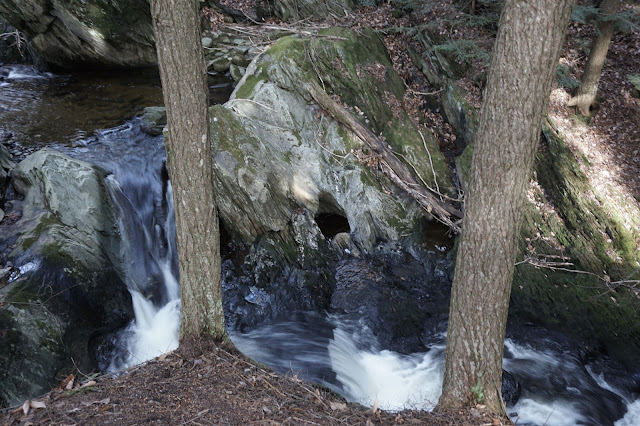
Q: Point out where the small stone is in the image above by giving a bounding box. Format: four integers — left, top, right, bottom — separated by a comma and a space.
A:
229, 65, 246, 82
140, 107, 167, 136
231, 54, 250, 68
210, 57, 231, 73
233, 45, 249, 55
201, 37, 213, 48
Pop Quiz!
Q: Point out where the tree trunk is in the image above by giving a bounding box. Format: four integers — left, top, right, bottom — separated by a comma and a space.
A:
438, 0, 574, 415
150, 0, 226, 340
568, 0, 620, 116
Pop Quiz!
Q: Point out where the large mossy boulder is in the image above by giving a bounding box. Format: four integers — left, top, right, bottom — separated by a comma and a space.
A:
0, 0, 155, 69
510, 121, 640, 365
0, 149, 133, 407
0, 143, 15, 221
212, 27, 453, 253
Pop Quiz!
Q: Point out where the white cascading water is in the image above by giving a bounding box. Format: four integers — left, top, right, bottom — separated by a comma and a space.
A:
60, 120, 182, 372
329, 328, 445, 410
232, 315, 640, 426
106, 176, 181, 371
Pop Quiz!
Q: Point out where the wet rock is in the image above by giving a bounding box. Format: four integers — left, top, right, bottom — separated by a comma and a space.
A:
0, 303, 66, 408
202, 37, 213, 49
0, 143, 15, 199
501, 370, 521, 407
229, 64, 246, 81
0, 149, 133, 407
209, 56, 231, 73
223, 209, 336, 331
0, 0, 155, 69
330, 245, 452, 353
140, 107, 167, 137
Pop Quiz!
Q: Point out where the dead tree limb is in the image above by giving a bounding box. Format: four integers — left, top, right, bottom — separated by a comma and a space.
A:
306, 81, 462, 232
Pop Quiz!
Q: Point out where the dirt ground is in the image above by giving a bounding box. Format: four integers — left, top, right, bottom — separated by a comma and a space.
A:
1, 338, 502, 425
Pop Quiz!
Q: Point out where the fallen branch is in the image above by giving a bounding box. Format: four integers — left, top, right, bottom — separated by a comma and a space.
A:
306, 80, 462, 232
516, 255, 640, 292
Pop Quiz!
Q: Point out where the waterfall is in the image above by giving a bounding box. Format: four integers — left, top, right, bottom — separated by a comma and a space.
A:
57, 119, 182, 372
105, 160, 181, 371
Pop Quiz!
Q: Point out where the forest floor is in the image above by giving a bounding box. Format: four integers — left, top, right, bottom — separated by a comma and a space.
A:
2, 1, 639, 425
1, 338, 501, 425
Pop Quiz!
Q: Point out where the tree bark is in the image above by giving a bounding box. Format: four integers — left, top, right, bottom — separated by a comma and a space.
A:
150, 0, 226, 340
438, 0, 574, 415
568, 0, 620, 116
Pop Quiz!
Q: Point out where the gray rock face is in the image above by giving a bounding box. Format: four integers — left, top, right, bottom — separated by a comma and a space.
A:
0, 149, 132, 407
210, 28, 452, 254
0, 0, 155, 69
0, 302, 66, 408
10, 149, 124, 275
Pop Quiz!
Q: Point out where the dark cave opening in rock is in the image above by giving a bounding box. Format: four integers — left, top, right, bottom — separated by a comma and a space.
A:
314, 193, 350, 239
314, 213, 350, 239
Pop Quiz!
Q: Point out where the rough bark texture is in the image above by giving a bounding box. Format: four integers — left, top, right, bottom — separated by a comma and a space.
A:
438, 0, 575, 415
151, 0, 226, 340
568, 0, 620, 116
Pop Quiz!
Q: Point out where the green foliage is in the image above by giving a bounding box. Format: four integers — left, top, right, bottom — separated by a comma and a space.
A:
627, 73, 640, 91
355, 0, 378, 6
470, 374, 485, 403
571, 3, 600, 24
611, 8, 640, 32
556, 63, 580, 90
390, 0, 497, 76
571, 2, 639, 32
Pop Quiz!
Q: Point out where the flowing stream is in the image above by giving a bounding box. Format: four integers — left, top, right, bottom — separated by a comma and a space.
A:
2, 64, 639, 425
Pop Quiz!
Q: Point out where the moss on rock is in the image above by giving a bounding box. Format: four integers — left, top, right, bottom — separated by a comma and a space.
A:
509, 120, 640, 365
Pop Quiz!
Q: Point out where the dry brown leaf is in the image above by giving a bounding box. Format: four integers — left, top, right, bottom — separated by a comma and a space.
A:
80, 380, 97, 389
60, 374, 74, 390
29, 400, 46, 409
329, 401, 347, 411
